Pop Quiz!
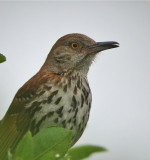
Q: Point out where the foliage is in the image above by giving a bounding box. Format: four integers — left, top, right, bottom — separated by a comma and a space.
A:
8, 127, 106, 160
0, 53, 6, 63
68, 145, 106, 160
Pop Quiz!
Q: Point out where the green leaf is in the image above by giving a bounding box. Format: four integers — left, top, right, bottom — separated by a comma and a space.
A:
0, 53, 6, 63
13, 131, 34, 160
37, 151, 59, 160
8, 150, 13, 160
33, 127, 72, 160
68, 145, 107, 160
59, 154, 71, 160
13, 158, 23, 160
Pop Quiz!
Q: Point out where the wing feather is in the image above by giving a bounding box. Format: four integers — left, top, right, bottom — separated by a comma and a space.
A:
0, 71, 52, 160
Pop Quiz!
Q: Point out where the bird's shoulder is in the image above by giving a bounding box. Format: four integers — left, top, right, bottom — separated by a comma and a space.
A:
5, 71, 59, 116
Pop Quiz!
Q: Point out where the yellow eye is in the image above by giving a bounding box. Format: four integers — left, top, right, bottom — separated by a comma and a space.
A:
71, 43, 79, 49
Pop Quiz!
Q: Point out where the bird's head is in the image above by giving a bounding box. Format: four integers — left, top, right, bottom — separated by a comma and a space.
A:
41, 33, 119, 75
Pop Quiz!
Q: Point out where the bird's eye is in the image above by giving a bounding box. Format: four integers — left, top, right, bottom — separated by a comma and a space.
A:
71, 43, 79, 49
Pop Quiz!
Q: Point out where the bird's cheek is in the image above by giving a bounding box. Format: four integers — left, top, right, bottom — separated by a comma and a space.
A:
80, 49, 87, 54
80, 48, 92, 55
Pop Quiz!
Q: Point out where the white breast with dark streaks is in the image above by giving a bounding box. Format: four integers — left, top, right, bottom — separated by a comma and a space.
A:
25, 73, 92, 144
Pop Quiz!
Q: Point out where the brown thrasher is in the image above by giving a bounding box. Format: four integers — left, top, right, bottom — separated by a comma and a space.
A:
0, 33, 119, 159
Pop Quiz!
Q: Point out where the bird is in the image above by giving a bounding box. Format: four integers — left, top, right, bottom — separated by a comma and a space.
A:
0, 33, 119, 159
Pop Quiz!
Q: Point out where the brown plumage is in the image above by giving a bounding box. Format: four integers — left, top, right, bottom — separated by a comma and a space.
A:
0, 33, 119, 159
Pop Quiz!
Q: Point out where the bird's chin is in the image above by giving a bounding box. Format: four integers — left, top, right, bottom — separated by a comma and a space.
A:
79, 53, 96, 69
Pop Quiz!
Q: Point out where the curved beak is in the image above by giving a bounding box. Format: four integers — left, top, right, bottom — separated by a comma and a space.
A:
87, 41, 119, 54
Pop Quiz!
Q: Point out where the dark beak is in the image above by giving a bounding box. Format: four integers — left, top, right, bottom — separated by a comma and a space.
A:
88, 41, 119, 53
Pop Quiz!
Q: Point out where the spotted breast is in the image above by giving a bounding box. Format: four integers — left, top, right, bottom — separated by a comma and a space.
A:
24, 72, 92, 145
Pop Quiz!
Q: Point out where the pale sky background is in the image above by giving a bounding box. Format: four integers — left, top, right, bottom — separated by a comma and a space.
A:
0, 1, 150, 160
